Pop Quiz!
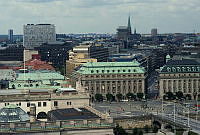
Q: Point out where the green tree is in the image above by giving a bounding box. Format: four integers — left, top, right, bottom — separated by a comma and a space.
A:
166, 92, 175, 100
126, 92, 136, 101
137, 93, 144, 100
95, 94, 103, 102
186, 94, 192, 100
132, 127, 139, 135
138, 130, 143, 135
176, 91, 184, 100
114, 124, 128, 135
188, 131, 198, 135
144, 125, 150, 133
152, 126, 158, 133
106, 93, 114, 102
116, 93, 123, 102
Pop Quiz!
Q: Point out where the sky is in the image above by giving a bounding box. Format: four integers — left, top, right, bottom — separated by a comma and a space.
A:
0, 0, 200, 34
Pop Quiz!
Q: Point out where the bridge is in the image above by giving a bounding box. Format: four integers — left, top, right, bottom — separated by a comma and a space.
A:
152, 113, 200, 134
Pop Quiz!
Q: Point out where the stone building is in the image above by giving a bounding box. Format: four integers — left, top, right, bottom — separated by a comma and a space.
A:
158, 56, 200, 99
73, 61, 147, 98
0, 85, 89, 119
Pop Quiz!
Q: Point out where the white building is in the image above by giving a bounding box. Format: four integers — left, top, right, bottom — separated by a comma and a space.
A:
23, 24, 56, 49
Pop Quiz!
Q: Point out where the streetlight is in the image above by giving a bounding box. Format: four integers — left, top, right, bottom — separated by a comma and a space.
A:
173, 102, 176, 134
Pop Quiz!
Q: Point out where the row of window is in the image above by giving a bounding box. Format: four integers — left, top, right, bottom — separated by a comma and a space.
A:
162, 73, 198, 77
85, 80, 143, 84
90, 69, 138, 74
167, 66, 200, 72
5, 101, 72, 108
85, 74, 142, 78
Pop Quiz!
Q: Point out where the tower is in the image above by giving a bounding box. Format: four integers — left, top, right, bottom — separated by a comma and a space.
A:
8, 29, 13, 43
127, 16, 132, 35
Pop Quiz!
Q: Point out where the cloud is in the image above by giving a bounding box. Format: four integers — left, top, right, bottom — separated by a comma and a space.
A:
0, 0, 200, 34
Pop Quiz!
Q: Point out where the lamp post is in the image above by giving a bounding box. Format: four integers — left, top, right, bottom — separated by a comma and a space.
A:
174, 102, 176, 134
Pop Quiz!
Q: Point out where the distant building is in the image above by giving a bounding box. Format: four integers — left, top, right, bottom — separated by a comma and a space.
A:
35, 41, 74, 68
159, 57, 200, 99
0, 44, 24, 61
66, 43, 109, 76
8, 29, 13, 43
23, 24, 56, 49
116, 16, 132, 41
73, 61, 147, 98
108, 54, 135, 62
151, 28, 158, 36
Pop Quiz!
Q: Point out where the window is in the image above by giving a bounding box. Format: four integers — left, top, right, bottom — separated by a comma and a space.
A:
112, 70, 115, 72
107, 70, 110, 73
27, 103, 30, 107
18, 84, 21, 87
54, 101, 58, 107
91, 70, 94, 73
38, 102, 41, 107
43, 102, 47, 107
19, 102, 21, 106
96, 70, 99, 73
123, 70, 126, 72
102, 70, 104, 73
128, 69, 131, 72
118, 70, 120, 72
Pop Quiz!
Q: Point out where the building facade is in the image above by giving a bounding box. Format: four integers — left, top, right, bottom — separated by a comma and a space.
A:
0, 86, 89, 118
23, 24, 56, 49
73, 61, 146, 98
158, 58, 200, 99
8, 29, 14, 43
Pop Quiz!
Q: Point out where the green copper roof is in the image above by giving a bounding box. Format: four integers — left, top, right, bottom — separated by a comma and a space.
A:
16, 71, 65, 81
4, 104, 17, 109
76, 61, 146, 75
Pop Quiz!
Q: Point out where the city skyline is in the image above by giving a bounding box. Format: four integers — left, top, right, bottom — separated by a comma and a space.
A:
0, 0, 200, 34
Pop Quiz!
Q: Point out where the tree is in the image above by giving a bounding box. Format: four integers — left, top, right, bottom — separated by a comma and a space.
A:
137, 93, 144, 100
152, 126, 158, 133
186, 94, 192, 100
166, 92, 175, 100
126, 92, 136, 101
132, 127, 139, 135
106, 93, 114, 102
176, 91, 184, 100
138, 130, 143, 135
163, 95, 168, 100
116, 93, 123, 102
144, 125, 150, 133
114, 124, 128, 135
95, 94, 103, 102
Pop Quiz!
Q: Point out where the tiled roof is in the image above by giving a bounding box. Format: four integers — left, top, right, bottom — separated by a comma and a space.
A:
25, 59, 54, 70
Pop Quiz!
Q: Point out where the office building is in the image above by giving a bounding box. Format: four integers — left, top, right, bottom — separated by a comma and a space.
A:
66, 43, 109, 76
151, 28, 158, 36
73, 61, 147, 98
35, 42, 74, 68
8, 29, 14, 43
23, 24, 56, 49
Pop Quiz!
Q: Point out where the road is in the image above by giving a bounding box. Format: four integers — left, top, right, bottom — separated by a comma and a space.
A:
155, 113, 200, 133
93, 100, 200, 133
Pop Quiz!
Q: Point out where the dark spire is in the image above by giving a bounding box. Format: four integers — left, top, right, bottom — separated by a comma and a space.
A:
134, 28, 136, 34
127, 15, 132, 35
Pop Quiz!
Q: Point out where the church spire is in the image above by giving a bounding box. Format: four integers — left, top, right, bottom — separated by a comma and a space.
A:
127, 15, 132, 35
